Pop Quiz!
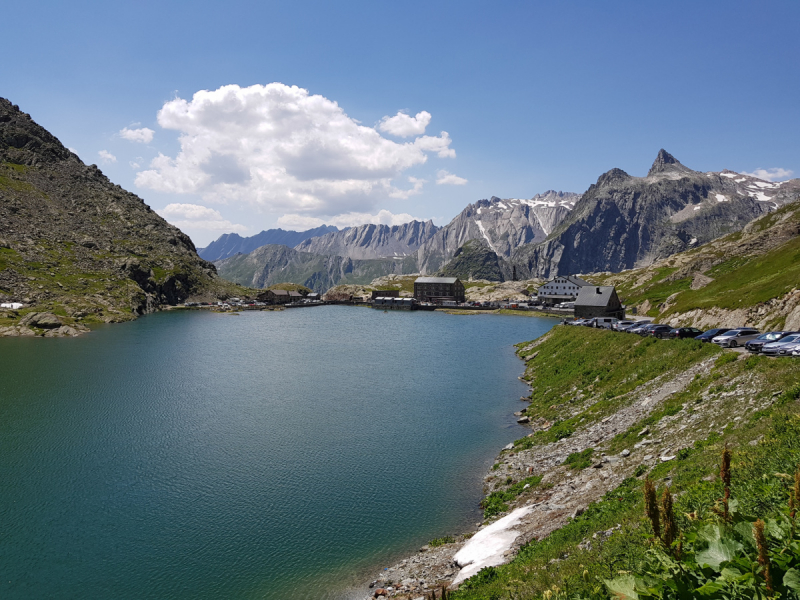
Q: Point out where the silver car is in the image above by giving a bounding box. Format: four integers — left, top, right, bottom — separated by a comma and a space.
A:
712, 328, 761, 348
761, 334, 800, 356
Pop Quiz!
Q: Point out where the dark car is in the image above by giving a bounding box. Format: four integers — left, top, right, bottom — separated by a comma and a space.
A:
669, 327, 703, 339
745, 331, 796, 353
638, 323, 668, 336
695, 328, 732, 343
648, 325, 674, 339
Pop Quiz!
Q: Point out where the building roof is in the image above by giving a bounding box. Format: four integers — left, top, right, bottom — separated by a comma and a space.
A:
543, 275, 590, 286
270, 289, 290, 296
415, 277, 460, 284
575, 286, 618, 307
287, 291, 303, 297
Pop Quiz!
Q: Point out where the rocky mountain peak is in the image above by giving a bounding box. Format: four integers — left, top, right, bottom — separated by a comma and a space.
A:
647, 149, 693, 177
595, 168, 632, 188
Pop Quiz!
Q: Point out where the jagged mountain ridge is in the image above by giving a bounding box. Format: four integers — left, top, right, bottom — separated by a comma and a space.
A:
415, 191, 579, 274
214, 244, 416, 292
198, 225, 339, 262
0, 97, 237, 329
294, 220, 439, 260
513, 150, 800, 279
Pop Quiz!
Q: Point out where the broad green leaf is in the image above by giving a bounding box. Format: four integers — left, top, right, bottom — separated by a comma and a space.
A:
694, 579, 725, 596
784, 568, 800, 591
734, 522, 757, 549
719, 567, 743, 581
605, 575, 639, 600
695, 537, 742, 570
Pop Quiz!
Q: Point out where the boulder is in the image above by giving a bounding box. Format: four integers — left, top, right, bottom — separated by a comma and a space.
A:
19, 312, 62, 328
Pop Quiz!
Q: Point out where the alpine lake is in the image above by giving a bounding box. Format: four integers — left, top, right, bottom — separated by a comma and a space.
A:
0, 306, 556, 599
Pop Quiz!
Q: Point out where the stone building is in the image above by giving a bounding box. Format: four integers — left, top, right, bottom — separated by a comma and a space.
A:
413, 277, 465, 304
574, 286, 625, 319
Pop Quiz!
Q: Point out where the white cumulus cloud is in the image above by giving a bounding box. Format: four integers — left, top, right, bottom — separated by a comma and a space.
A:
741, 167, 794, 182
119, 126, 155, 144
156, 203, 248, 233
134, 83, 455, 217
388, 176, 426, 199
278, 209, 423, 230
378, 111, 432, 137
436, 169, 468, 185
414, 132, 456, 158
98, 150, 117, 164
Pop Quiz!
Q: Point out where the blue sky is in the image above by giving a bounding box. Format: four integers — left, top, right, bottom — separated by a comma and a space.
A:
5, 0, 799, 246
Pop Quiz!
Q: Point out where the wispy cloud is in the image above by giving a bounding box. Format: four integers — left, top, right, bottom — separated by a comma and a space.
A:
436, 169, 468, 185
741, 167, 794, 182
98, 150, 117, 164
119, 126, 155, 144
156, 203, 247, 233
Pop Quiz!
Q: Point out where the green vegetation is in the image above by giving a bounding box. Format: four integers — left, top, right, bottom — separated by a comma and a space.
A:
513, 327, 719, 449
564, 448, 595, 470
481, 475, 544, 519
429, 536, 456, 547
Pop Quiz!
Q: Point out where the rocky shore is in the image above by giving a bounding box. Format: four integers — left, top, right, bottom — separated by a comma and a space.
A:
358, 330, 778, 600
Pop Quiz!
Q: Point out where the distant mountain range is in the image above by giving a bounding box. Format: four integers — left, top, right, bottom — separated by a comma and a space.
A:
211, 149, 800, 293
198, 225, 339, 261
513, 150, 800, 278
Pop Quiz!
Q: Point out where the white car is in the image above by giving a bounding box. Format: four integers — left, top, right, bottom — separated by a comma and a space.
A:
712, 328, 761, 348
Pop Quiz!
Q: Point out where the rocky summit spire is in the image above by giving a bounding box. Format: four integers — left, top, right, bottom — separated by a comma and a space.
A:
648, 149, 692, 177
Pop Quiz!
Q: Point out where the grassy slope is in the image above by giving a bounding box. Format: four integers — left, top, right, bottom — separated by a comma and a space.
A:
450, 327, 800, 600
588, 201, 800, 324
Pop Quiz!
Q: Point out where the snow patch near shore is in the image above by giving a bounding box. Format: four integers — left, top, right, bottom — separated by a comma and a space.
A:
452, 505, 535, 586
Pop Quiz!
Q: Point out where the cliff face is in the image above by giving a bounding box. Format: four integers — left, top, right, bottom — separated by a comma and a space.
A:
0, 98, 237, 328
416, 191, 578, 274
198, 225, 339, 261
214, 244, 416, 292
294, 220, 439, 260
513, 150, 800, 278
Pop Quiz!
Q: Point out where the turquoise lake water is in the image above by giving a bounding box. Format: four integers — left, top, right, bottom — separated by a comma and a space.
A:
0, 306, 555, 599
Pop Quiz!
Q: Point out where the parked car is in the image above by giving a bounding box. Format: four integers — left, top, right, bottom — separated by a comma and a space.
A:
712, 328, 761, 348
636, 323, 667, 336
761, 334, 800, 356
613, 320, 636, 331
627, 321, 654, 334
669, 327, 704, 339
648, 325, 674, 338
780, 341, 800, 356
745, 331, 796, 353
695, 328, 732, 343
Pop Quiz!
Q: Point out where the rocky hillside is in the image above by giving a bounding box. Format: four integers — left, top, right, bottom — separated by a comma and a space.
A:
417, 191, 578, 274
589, 195, 800, 330
0, 98, 244, 336
198, 225, 338, 261
513, 150, 800, 279
214, 244, 416, 292
294, 220, 438, 260
436, 239, 511, 281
